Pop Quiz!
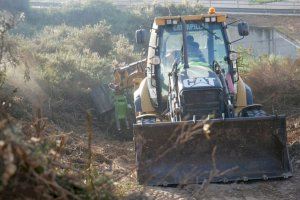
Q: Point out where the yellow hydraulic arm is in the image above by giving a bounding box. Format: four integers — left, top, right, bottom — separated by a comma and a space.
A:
113, 59, 147, 91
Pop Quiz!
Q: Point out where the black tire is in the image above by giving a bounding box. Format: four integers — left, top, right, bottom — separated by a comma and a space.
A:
238, 105, 267, 118
244, 109, 266, 117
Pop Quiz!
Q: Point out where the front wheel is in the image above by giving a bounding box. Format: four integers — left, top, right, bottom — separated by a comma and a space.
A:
238, 104, 267, 117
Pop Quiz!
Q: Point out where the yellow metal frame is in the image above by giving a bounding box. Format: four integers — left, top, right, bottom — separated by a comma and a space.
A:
154, 14, 227, 26
236, 77, 248, 114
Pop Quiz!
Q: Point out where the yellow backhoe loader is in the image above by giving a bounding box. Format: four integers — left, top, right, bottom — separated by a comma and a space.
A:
132, 8, 292, 185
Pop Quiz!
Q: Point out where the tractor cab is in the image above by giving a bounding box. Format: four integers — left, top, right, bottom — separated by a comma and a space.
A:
158, 17, 231, 98
136, 10, 249, 113
159, 18, 229, 73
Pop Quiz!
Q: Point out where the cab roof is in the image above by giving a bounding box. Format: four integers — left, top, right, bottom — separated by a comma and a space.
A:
154, 13, 227, 26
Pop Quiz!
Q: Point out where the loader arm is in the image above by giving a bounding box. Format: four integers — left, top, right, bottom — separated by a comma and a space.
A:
113, 59, 147, 90
91, 59, 147, 132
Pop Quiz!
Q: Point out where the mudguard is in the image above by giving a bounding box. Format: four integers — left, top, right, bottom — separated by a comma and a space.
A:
134, 115, 292, 185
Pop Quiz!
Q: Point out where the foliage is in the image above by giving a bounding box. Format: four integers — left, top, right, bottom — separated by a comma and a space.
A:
0, 110, 116, 199
16, 1, 145, 39
111, 35, 140, 64
20, 22, 137, 129
14, 1, 205, 39
0, 11, 26, 86
142, 1, 206, 17
234, 47, 300, 114
4, 1, 203, 129
34, 23, 115, 82
249, 0, 283, 4
236, 46, 256, 75
244, 56, 300, 114
0, 0, 30, 13
33, 22, 138, 81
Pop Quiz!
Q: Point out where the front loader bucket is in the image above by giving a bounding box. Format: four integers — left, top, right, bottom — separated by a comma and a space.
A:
134, 116, 292, 185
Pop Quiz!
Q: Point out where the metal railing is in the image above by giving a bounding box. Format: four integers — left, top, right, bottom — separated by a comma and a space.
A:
113, 0, 300, 8
30, 1, 63, 8
112, 0, 300, 15
29, 0, 300, 14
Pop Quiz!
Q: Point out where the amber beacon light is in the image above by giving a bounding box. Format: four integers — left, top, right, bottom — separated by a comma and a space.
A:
208, 7, 216, 14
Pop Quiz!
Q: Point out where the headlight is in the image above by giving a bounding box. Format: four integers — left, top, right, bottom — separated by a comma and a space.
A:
211, 17, 217, 22
204, 17, 211, 23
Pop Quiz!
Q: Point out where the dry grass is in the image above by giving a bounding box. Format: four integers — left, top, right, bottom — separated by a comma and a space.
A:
244, 57, 300, 115
0, 108, 117, 199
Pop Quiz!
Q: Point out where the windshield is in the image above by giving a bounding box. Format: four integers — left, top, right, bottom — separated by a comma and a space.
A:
159, 22, 228, 74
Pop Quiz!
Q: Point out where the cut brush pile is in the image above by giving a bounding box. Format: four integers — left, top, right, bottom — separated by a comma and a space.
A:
0, 110, 116, 200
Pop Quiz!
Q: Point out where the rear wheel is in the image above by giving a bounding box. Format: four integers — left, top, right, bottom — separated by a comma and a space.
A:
136, 114, 163, 124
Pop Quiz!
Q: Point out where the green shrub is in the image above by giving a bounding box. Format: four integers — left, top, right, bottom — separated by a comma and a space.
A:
6, 2, 206, 126
16, 21, 139, 126
244, 56, 300, 114
250, 0, 283, 4
18, 0, 144, 39
33, 22, 137, 84
15, 1, 205, 40
111, 35, 139, 64
0, 0, 30, 13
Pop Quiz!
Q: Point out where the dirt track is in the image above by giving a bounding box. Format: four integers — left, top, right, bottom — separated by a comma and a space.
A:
91, 117, 300, 200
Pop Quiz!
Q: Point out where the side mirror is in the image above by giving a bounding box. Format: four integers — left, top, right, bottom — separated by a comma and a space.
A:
238, 22, 249, 37
135, 29, 147, 44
